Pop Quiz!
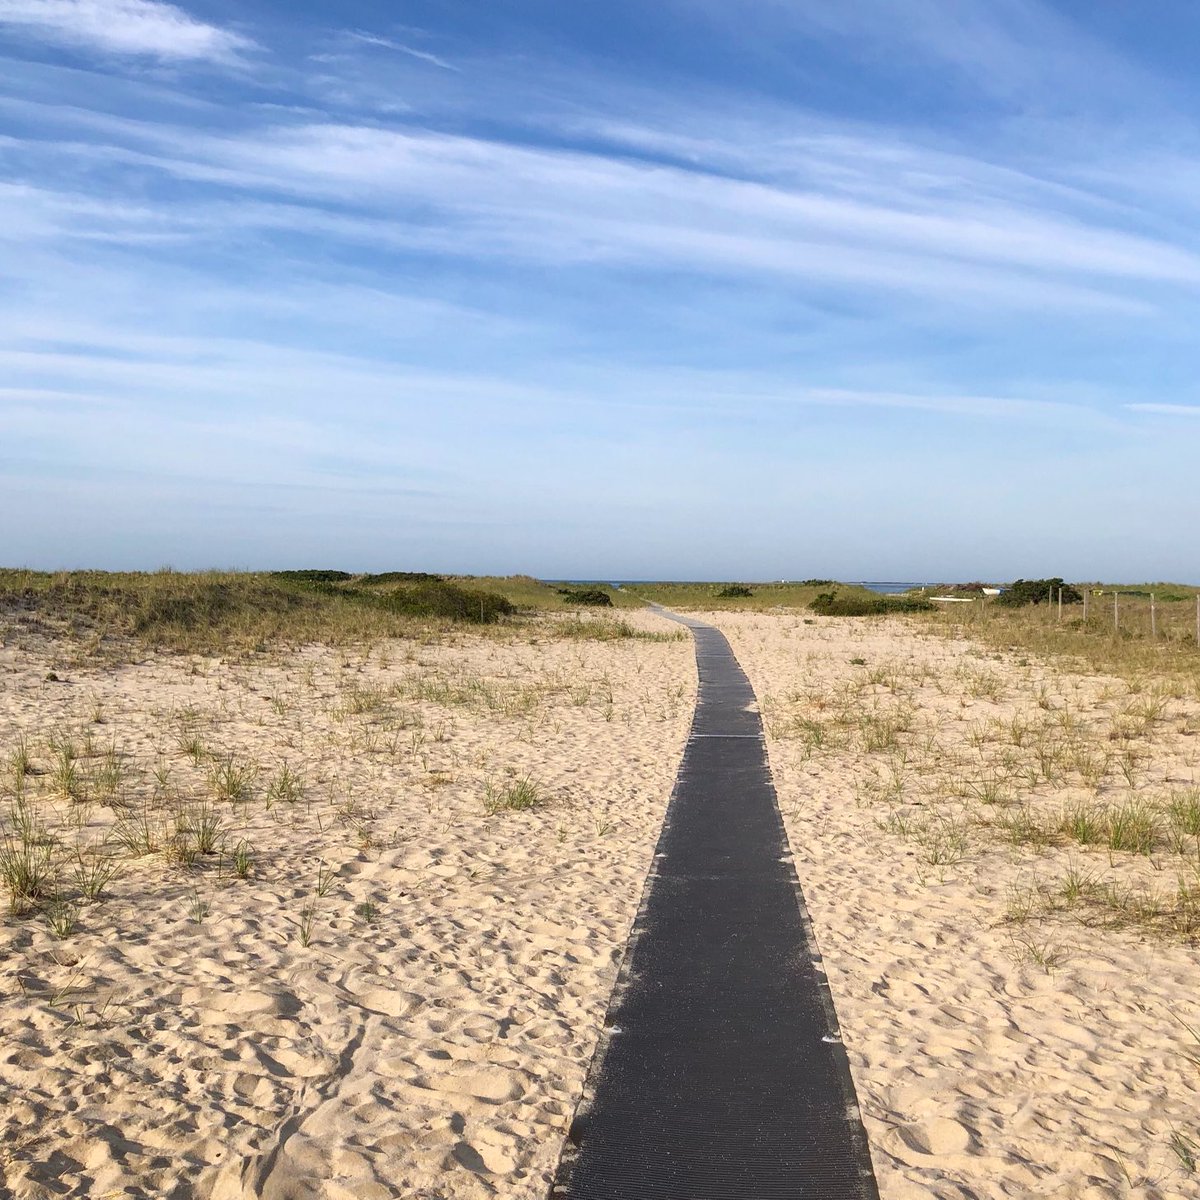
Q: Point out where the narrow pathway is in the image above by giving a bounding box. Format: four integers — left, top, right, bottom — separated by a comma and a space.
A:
551, 612, 880, 1199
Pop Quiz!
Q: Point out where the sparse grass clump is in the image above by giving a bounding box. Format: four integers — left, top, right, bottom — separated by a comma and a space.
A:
208, 757, 255, 804
229, 841, 254, 879
45, 898, 79, 939
8, 739, 33, 784
1105, 801, 1158, 855
546, 618, 683, 642
72, 850, 121, 901
484, 776, 542, 814
178, 803, 224, 855
109, 803, 168, 857
265, 762, 304, 807
0, 831, 54, 913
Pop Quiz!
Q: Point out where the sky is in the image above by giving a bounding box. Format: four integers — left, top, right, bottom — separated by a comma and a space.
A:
3, 0, 1200, 581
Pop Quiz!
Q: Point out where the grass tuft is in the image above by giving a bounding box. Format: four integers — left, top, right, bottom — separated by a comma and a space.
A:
484, 776, 542, 814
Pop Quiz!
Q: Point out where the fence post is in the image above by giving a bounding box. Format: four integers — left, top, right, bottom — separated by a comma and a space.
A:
1114, 591, 1119, 633
1083, 589, 1089, 622
1151, 593, 1157, 639
1058, 587, 1063, 622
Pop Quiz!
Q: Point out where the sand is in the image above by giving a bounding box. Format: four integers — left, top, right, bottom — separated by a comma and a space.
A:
6, 601, 1200, 1199
709, 611, 1200, 1200
0, 609, 695, 1199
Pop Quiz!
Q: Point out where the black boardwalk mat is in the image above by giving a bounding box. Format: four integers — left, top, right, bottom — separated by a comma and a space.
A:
551, 616, 880, 1200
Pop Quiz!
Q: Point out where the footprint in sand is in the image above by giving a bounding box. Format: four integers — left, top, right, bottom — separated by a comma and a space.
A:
346, 985, 421, 1019
450, 1130, 518, 1175
888, 1116, 977, 1162
182, 986, 301, 1028
417, 1065, 527, 1105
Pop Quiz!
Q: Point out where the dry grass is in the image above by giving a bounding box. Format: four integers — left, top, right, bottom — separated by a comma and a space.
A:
926, 586, 1200, 682
763, 618, 1200, 940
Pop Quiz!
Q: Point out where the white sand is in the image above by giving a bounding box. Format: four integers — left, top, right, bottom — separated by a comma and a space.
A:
0, 610, 695, 1199
709, 611, 1200, 1200
7, 601, 1200, 1199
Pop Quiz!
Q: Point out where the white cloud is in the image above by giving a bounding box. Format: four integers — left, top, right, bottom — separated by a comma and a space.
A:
681, 0, 1159, 111
0, 0, 253, 62
8, 104, 1192, 315
345, 31, 458, 72
1126, 403, 1200, 417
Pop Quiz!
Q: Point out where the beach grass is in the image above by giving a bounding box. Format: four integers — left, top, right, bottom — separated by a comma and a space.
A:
621, 580, 887, 612
0, 569, 660, 660
924, 584, 1200, 680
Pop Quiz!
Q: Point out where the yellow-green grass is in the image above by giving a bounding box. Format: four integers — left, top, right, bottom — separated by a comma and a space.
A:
453, 576, 642, 610
0, 569, 501, 656
924, 583, 1200, 680
0, 569, 661, 658
622, 580, 889, 612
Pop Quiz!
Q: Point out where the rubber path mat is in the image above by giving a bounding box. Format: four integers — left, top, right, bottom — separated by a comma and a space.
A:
551, 612, 880, 1199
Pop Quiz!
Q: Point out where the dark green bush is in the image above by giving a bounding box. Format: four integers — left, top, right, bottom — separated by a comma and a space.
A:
995, 578, 1082, 607
270, 570, 352, 583
358, 571, 445, 585
716, 585, 754, 598
558, 588, 613, 607
810, 590, 934, 616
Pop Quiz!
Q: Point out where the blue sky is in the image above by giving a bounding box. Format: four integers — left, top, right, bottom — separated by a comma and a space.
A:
3, 0, 1199, 580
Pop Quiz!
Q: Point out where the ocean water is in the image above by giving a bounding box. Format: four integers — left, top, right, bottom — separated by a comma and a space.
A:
857, 582, 929, 595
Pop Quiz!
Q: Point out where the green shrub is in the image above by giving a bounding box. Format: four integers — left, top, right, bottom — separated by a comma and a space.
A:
810, 590, 934, 616
358, 571, 445, 585
716, 585, 754, 598
269, 570, 352, 583
557, 588, 613, 607
995, 578, 1082, 607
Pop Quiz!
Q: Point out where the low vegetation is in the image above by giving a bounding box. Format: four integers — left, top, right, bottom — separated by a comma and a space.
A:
0, 570, 534, 657
810, 589, 934, 616
994, 577, 1083, 607
623, 580, 881, 611
557, 587, 613, 607
929, 581, 1200, 681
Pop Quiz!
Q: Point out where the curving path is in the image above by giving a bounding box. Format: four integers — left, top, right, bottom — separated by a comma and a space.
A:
551, 610, 880, 1199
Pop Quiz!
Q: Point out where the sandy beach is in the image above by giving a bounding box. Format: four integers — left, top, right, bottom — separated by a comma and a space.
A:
5, 599, 1200, 1198
0, 607, 695, 1199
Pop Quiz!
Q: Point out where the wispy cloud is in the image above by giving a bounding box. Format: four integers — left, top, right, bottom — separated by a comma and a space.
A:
6, 101, 1194, 317
0, 0, 254, 62
1126, 403, 1200, 417
344, 30, 458, 72
681, 0, 1161, 112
